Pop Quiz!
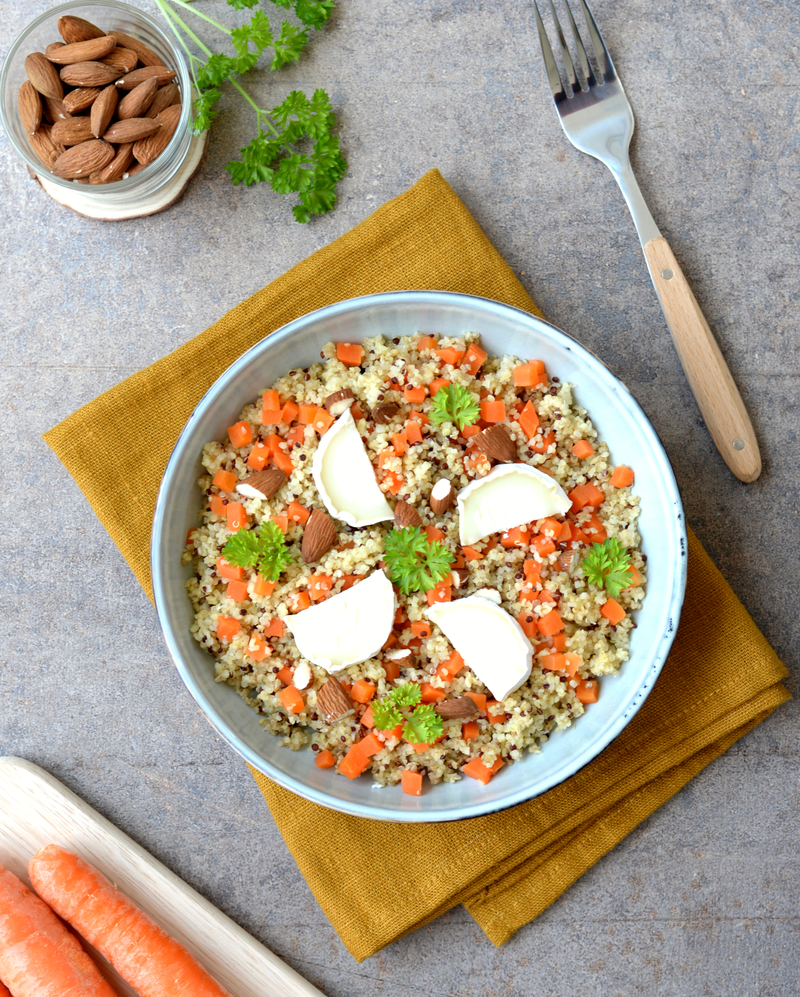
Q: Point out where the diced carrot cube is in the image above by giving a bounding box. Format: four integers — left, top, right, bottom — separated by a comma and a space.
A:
338, 743, 368, 780
600, 598, 626, 625
216, 616, 240, 640
501, 525, 530, 549
405, 421, 423, 445
383, 658, 400, 682
523, 559, 541, 583
537, 608, 564, 636
517, 400, 540, 439
530, 429, 556, 454
574, 678, 599, 704
276, 666, 294, 686
429, 377, 450, 396
564, 653, 582, 676
392, 431, 408, 455
298, 403, 317, 424
262, 408, 282, 425
532, 534, 556, 556
462, 545, 483, 561
411, 621, 431, 639
435, 649, 465, 682
279, 686, 304, 715
417, 335, 438, 350
462, 425, 481, 440
404, 385, 427, 404
360, 704, 375, 728
383, 471, 404, 495
377, 447, 396, 468
263, 389, 280, 412
512, 360, 548, 388
351, 404, 365, 421
572, 439, 595, 459
462, 343, 488, 374
226, 502, 246, 531
584, 513, 607, 544
426, 581, 451, 606
337, 342, 364, 366
558, 521, 573, 542
288, 591, 311, 613
312, 407, 334, 434
465, 451, 492, 475
273, 452, 294, 475
424, 525, 445, 544
461, 755, 504, 784
411, 742, 431, 753
271, 514, 288, 533
462, 720, 479, 741
610, 465, 635, 488
401, 770, 423, 796
541, 652, 566, 672
341, 574, 359, 590
281, 400, 299, 424
212, 469, 237, 493
315, 748, 336, 768
420, 682, 446, 704
351, 679, 376, 704
480, 399, 506, 423
286, 425, 306, 446
226, 579, 249, 602
435, 347, 465, 366
409, 410, 430, 426
287, 501, 310, 524
228, 421, 253, 448
217, 557, 244, 581
568, 482, 605, 512
245, 634, 271, 661
550, 632, 568, 652
254, 575, 275, 598
247, 443, 271, 470
518, 610, 538, 638
540, 518, 562, 537
624, 565, 643, 589
263, 618, 285, 637
486, 700, 506, 724
308, 574, 333, 601
464, 692, 487, 713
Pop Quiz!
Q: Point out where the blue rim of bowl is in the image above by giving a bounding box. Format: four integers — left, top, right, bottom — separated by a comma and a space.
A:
151, 290, 688, 823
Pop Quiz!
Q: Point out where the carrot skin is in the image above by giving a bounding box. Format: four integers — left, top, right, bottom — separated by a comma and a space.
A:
0, 861, 115, 997
28, 846, 232, 997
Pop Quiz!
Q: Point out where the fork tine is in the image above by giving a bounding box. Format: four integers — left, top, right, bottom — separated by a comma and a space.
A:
548, 0, 581, 96
563, 0, 596, 88
577, 0, 615, 82
533, 1, 566, 102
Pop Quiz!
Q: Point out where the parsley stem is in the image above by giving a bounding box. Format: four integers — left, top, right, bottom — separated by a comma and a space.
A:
154, 0, 203, 89
226, 79, 280, 137
161, 0, 230, 35
157, 0, 213, 58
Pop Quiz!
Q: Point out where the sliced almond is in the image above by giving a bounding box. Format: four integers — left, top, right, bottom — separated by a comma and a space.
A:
132, 103, 180, 165
59, 61, 119, 87
236, 468, 286, 500
145, 81, 181, 119
450, 567, 470, 589
301, 509, 338, 564
99, 47, 138, 74
41, 95, 71, 123
430, 478, 455, 515
58, 15, 105, 44
474, 424, 516, 462
28, 124, 65, 169
46, 36, 117, 65
51, 139, 114, 179
385, 647, 415, 667
394, 500, 422, 529
557, 550, 581, 574
371, 401, 400, 425
317, 676, 353, 723
108, 31, 164, 68
90, 85, 118, 138
18, 81, 42, 135
116, 65, 176, 90
51, 117, 94, 146
62, 86, 102, 115
102, 117, 160, 144
434, 697, 479, 720
92, 142, 134, 184
324, 388, 355, 417
25, 52, 63, 100
117, 76, 158, 119
293, 661, 312, 691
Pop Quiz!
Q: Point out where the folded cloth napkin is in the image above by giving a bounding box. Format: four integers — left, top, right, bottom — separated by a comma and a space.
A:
44, 169, 789, 962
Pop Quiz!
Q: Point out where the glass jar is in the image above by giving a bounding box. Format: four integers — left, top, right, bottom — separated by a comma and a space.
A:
0, 0, 195, 214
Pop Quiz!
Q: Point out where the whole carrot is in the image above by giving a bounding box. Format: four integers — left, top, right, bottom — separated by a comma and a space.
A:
0, 861, 115, 997
28, 845, 233, 997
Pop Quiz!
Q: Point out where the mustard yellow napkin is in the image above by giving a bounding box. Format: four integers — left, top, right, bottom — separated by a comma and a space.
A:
44, 169, 789, 962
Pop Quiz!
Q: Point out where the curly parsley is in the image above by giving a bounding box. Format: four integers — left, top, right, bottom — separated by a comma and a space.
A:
222, 520, 292, 581
582, 538, 632, 598
429, 384, 480, 431
383, 526, 454, 595
371, 684, 443, 744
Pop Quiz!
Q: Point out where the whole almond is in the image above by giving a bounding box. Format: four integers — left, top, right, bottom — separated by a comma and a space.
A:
47, 36, 116, 65
317, 677, 354, 723
58, 15, 105, 44
51, 116, 94, 146
145, 81, 181, 119
116, 65, 176, 90
51, 139, 114, 179
474, 424, 516, 462
60, 61, 119, 87
127, 161, 147, 176
371, 401, 400, 425
100, 47, 138, 74
429, 478, 456, 515
28, 124, 65, 168
556, 550, 581, 574
25, 52, 63, 100
235, 468, 286, 500
18, 81, 42, 135
90, 85, 119, 137
301, 509, 338, 564
41, 95, 71, 123
62, 86, 102, 114
117, 76, 158, 120
91, 142, 135, 184
45, 42, 65, 57
103, 117, 160, 143
108, 31, 164, 67
434, 697, 479, 720
394, 500, 423, 529
132, 103, 180, 165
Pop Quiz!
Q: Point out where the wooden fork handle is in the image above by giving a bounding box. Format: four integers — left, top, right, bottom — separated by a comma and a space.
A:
643, 236, 761, 482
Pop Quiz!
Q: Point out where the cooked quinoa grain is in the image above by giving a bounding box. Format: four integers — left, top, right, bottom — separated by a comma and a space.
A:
183, 334, 646, 790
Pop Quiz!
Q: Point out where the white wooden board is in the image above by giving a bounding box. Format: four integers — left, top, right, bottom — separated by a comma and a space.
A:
0, 757, 326, 997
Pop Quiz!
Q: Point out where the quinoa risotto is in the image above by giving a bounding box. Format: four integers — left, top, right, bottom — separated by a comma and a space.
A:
183, 333, 646, 795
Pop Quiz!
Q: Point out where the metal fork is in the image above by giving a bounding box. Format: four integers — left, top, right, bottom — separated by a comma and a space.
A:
534, 0, 761, 482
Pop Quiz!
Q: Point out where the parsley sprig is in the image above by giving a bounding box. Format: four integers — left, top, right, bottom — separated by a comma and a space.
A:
429, 384, 480, 431
154, 0, 346, 222
383, 526, 455, 595
582, 538, 632, 598
371, 684, 444, 744
222, 520, 292, 581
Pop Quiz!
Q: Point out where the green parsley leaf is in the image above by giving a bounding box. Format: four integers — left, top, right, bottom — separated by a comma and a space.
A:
266, 0, 335, 30
222, 520, 292, 581
403, 704, 444, 745
429, 383, 480, 431
192, 87, 222, 133
228, 0, 260, 10
582, 537, 632, 598
371, 699, 402, 731
195, 52, 238, 90
383, 526, 455, 595
388, 683, 422, 707
271, 21, 309, 70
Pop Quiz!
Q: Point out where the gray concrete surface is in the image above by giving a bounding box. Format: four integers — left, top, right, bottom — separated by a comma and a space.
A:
1, 1, 798, 994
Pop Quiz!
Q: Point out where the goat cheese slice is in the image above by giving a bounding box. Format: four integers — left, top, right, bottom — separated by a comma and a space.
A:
312, 409, 394, 527
284, 569, 395, 673
426, 590, 533, 701
457, 463, 571, 546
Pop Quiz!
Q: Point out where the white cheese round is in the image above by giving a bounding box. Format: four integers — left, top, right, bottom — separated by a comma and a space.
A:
283, 570, 395, 673
457, 463, 571, 546
312, 409, 394, 527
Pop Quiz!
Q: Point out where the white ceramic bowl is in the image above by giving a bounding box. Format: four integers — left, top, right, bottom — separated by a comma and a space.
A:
151, 291, 687, 822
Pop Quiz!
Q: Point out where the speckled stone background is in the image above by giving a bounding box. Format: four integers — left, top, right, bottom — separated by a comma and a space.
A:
1, 1, 798, 993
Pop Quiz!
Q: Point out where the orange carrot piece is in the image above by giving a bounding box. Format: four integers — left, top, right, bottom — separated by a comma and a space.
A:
263, 433, 282, 454
568, 482, 605, 511
435, 649, 465, 682
338, 733, 381, 779
276, 666, 294, 686
262, 389, 280, 412
464, 691, 487, 713
537, 608, 564, 636
245, 634, 271, 661
383, 658, 400, 682
28, 845, 232, 997
609, 465, 635, 488
287, 501, 310, 524
462, 545, 483, 561
341, 574, 359, 590
383, 470, 404, 495
0, 860, 117, 997
532, 534, 556, 556
435, 346, 465, 366
308, 574, 333, 601
263, 618, 285, 637
391, 431, 408, 455
486, 700, 507, 724
209, 494, 227, 517
226, 502, 246, 531
574, 678, 599, 704
528, 428, 555, 454
212, 469, 237, 493
272, 452, 295, 474
417, 335, 438, 350
254, 574, 275, 598
518, 610, 538, 638
584, 513, 608, 544
429, 377, 450, 396
401, 770, 423, 796
228, 421, 252, 448
512, 360, 547, 388
523, 559, 542, 583
377, 447, 396, 469
426, 581, 452, 606
564, 652, 582, 677
261, 408, 282, 425
571, 439, 595, 459
541, 652, 566, 672
462, 720, 479, 741
361, 704, 375, 728
411, 620, 431, 639
216, 557, 244, 581
405, 420, 423, 444
462, 343, 488, 374
336, 342, 363, 366
624, 565, 643, 589
246, 442, 271, 470
286, 425, 306, 446
600, 598, 626, 625
216, 616, 240, 640
312, 407, 334, 434
408, 409, 430, 426
351, 679, 376, 704
461, 756, 504, 784
462, 425, 481, 440
540, 517, 562, 537
288, 590, 311, 613
501, 525, 530, 549
403, 385, 427, 404
281, 400, 299, 424
420, 682, 446, 704
226, 579, 248, 602
315, 749, 336, 769
271, 515, 289, 534
424, 525, 445, 544
298, 402, 317, 424
279, 686, 305, 714
479, 399, 506, 423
